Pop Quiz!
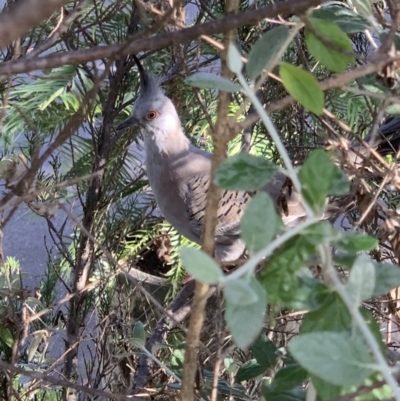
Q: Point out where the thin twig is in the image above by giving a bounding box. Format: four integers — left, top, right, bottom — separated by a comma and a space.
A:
27, 0, 93, 58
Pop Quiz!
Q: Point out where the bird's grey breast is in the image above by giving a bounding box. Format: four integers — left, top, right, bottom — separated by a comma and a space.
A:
144, 143, 210, 242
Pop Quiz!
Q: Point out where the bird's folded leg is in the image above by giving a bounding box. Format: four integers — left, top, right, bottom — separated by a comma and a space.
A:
276, 176, 297, 217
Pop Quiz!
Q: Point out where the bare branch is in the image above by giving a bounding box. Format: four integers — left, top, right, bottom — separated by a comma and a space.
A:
0, 0, 324, 76
180, 0, 240, 399
0, 0, 71, 50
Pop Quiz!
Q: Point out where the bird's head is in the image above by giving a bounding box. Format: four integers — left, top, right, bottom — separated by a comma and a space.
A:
117, 56, 181, 136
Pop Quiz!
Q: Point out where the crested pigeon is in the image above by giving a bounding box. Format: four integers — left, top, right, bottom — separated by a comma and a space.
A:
117, 56, 400, 262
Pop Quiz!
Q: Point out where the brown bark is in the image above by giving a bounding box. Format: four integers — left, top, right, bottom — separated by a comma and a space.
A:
180, 0, 240, 399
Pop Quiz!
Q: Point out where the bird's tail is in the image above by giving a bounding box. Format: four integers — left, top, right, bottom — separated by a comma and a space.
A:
376, 117, 400, 155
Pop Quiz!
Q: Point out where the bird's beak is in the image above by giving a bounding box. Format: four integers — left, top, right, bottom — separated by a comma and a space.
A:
116, 116, 138, 131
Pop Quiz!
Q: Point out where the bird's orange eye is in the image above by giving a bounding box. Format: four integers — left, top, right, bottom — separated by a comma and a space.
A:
146, 110, 158, 120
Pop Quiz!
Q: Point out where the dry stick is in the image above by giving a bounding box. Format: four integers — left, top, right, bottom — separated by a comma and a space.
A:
0, 359, 143, 401
0, 0, 71, 50
0, 0, 325, 77
133, 281, 200, 393
121, 269, 198, 336
319, 113, 400, 223
323, 109, 392, 172
180, 0, 239, 399
356, 174, 389, 227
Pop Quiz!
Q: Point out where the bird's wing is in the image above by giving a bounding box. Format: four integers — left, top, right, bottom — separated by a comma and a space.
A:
183, 173, 251, 245
183, 168, 310, 241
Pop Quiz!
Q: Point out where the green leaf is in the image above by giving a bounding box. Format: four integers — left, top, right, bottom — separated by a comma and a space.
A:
225, 277, 267, 349
300, 296, 383, 354
361, 82, 387, 95
180, 247, 223, 284
251, 334, 277, 369
271, 365, 308, 391
214, 153, 278, 191
0, 324, 13, 348
224, 356, 238, 375
260, 224, 334, 304
305, 19, 355, 73
246, 26, 289, 80
289, 271, 331, 311
240, 193, 280, 255
211, 380, 252, 400
171, 349, 185, 372
360, 309, 384, 353
334, 253, 357, 269
373, 263, 400, 297
289, 332, 375, 386
353, 0, 372, 16
200, 372, 252, 401
227, 42, 243, 74
385, 103, 400, 117
311, 6, 370, 33
131, 321, 146, 349
335, 234, 378, 252
300, 293, 351, 334
299, 150, 330, 211
223, 278, 259, 306
262, 386, 306, 401
299, 150, 348, 213
311, 375, 342, 401
185, 72, 240, 93
260, 234, 314, 304
301, 221, 341, 245
346, 254, 376, 304
39, 87, 64, 110
280, 62, 324, 115
235, 359, 265, 382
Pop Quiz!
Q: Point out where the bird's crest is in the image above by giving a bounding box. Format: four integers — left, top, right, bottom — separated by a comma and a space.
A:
132, 55, 164, 102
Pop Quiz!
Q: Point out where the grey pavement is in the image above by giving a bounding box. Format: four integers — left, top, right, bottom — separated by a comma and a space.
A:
2, 204, 66, 289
